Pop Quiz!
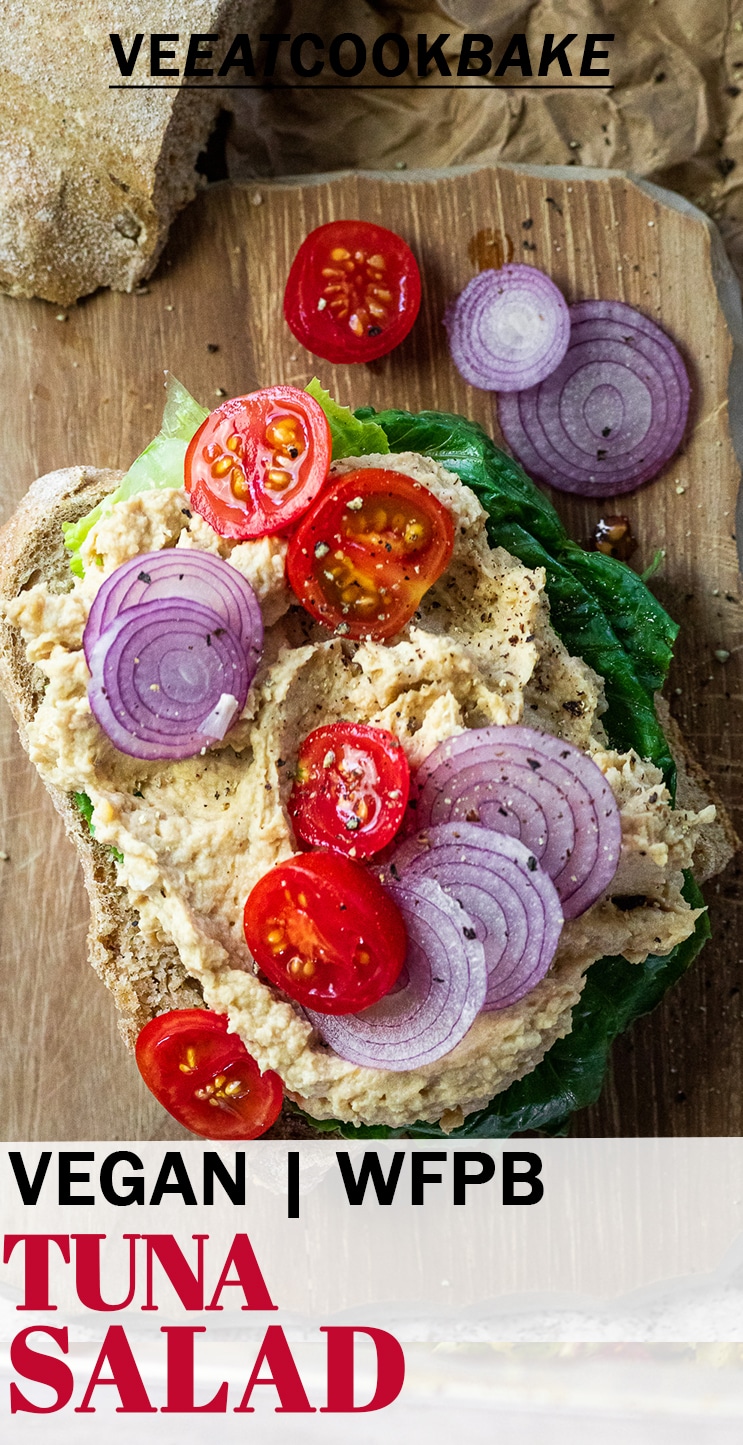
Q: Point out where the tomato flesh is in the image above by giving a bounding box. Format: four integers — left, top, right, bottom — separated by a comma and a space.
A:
283, 220, 421, 364
135, 1009, 283, 1139
289, 722, 410, 859
286, 468, 455, 640
243, 850, 406, 1014
185, 385, 331, 540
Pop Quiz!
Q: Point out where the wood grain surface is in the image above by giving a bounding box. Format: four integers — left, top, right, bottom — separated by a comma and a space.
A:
1, 164, 741, 1140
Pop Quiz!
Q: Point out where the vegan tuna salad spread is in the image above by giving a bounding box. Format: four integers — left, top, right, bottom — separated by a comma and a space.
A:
2, 376, 718, 1137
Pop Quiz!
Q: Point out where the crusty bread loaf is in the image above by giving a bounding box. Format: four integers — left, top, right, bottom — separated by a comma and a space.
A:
0, 1, 275, 306
0, 468, 736, 1126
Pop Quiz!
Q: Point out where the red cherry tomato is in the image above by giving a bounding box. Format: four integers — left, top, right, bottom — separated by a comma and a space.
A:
185, 385, 331, 540
243, 850, 406, 1014
288, 722, 410, 859
283, 220, 421, 364
286, 468, 455, 640
135, 1009, 283, 1139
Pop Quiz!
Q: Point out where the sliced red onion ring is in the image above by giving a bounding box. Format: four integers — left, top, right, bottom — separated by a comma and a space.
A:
84, 548, 263, 669
87, 599, 252, 760
444, 264, 570, 392
498, 300, 690, 496
412, 725, 621, 919
199, 693, 240, 740
391, 821, 563, 1011
306, 876, 487, 1070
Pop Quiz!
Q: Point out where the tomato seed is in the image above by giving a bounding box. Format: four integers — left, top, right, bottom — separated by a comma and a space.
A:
230, 468, 250, 500
266, 468, 292, 491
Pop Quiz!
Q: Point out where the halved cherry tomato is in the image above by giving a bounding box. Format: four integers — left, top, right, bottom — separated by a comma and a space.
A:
283, 220, 421, 364
286, 468, 455, 640
243, 850, 406, 1014
135, 1009, 283, 1139
288, 722, 410, 859
185, 385, 331, 540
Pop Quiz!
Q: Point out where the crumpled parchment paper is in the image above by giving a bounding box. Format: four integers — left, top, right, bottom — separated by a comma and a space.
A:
227, 0, 743, 280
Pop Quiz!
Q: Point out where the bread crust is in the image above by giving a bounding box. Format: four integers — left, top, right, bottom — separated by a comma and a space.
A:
0, 1, 277, 305
0, 467, 203, 1048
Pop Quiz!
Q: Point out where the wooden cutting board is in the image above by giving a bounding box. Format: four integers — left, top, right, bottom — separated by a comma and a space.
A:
1, 164, 741, 1140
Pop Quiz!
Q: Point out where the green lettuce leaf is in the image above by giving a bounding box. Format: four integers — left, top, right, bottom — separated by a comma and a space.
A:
306, 378, 389, 460
63, 375, 208, 577
73, 791, 123, 865
290, 873, 710, 1140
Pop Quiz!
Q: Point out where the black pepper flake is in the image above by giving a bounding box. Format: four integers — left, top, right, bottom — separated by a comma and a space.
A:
526, 856, 538, 872
137, 571, 152, 584
527, 758, 541, 771
545, 196, 563, 215
463, 927, 476, 940
390, 863, 400, 879
601, 426, 612, 437
277, 758, 286, 768
597, 448, 607, 460
654, 71, 666, 82
206, 342, 220, 353
181, 508, 192, 517
206, 634, 211, 646
367, 325, 382, 336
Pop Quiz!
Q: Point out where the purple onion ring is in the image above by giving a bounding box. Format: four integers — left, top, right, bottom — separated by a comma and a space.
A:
84, 548, 263, 670
412, 725, 621, 919
87, 598, 252, 760
498, 299, 690, 497
444, 264, 570, 392
306, 876, 487, 1070
391, 821, 563, 1011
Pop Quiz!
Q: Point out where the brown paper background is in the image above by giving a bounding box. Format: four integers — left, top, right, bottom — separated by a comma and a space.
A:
226, 0, 743, 281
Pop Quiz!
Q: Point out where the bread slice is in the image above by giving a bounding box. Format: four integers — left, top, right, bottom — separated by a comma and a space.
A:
0, 467, 203, 1046
0, 468, 736, 1123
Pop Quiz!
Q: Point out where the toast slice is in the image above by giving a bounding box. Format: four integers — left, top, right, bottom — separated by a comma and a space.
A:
0, 467, 203, 1047
0, 468, 737, 1120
